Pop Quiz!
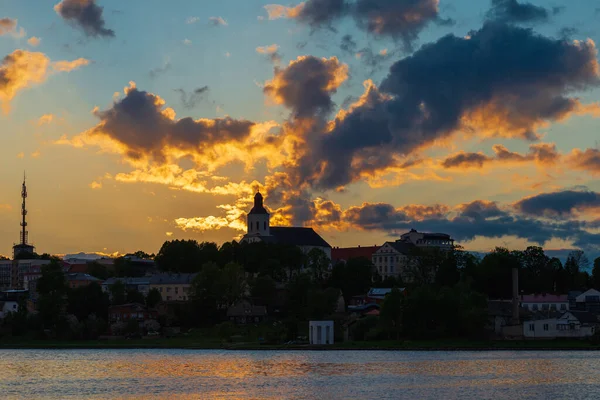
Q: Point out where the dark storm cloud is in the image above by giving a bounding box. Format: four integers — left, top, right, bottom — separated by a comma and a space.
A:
487, 0, 549, 24
568, 148, 600, 174
340, 34, 357, 53
322, 199, 599, 249
297, 0, 348, 27
515, 190, 600, 218
442, 152, 491, 168
441, 143, 560, 169
352, 0, 439, 45
294, 23, 599, 190
264, 56, 347, 119
175, 86, 209, 110
55, 0, 115, 38
91, 86, 254, 160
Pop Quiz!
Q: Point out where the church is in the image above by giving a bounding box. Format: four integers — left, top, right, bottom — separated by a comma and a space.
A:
241, 192, 332, 259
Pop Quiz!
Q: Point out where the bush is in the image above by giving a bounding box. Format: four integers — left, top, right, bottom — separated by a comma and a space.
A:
144, 319, 161, 333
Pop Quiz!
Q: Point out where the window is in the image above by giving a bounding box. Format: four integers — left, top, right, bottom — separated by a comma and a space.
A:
542, 304, 549, 311
264, 221, 267, 230
159, 287, 163, 293
384, 256, 387, 262
166, 287, 171, 293
396, 256, 399, 262
529, 324, 535, 332
256, 221, 259, 230
543, 324, 549, 331
390, 265, 394, 273
560, 304, 566, 310
532, 304, 538, 311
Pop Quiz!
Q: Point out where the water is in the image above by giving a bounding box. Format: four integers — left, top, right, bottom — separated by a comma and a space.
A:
2, 350, 600, 399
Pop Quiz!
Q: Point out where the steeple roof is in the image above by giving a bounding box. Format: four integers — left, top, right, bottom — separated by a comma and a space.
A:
249, 192, 269, 215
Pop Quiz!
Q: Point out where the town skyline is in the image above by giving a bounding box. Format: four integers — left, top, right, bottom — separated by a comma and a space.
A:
1, 0, 600, 259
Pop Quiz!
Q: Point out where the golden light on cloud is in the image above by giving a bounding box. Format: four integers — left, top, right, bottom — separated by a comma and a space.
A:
264, 3, 305, 20
0, 50, 89, 112
30, 150, 41, 158
37, 114, 54, 125
16, 152, 24, 159
256, 44, 279, 54
27, 37, 41, 47
89, 181, 102, 189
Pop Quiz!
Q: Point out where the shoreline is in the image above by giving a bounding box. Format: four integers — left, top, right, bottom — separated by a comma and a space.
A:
2, 340, 600, 351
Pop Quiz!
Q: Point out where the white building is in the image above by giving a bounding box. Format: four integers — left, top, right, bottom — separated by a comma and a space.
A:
0, 300, 19, 319
309, 320, 334, 345
399, 229, 454, 249
241, 192, 331, 259
371, 242, 414, 279
524, 311, 597, 339
521, 294, 569, 312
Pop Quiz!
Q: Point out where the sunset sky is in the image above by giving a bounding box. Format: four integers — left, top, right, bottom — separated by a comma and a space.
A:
1, 0, 599, 259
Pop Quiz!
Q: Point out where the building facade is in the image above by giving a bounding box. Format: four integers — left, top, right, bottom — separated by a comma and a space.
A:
521, 294, 569, 312
399, 229, 454, 249
371, 241, 414, 279
149, 273, 196, 302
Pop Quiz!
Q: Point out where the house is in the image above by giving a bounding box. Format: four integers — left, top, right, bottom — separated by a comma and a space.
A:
331, 246, 379, 264
66, 273, 102, 289
523, 310, 597, 339
574, 289, 600, 313
371, 242, 414, 279
0, 300, 19, 319
398, 229, 454, 249
226, 300, 267, 324
108, 303, 158, 324
487, 300, 531, 337
241, 192, 332, 259
521, 294, 569, 312
309, 320, 334, 345
102, 277, 151, 297
149, 273, 196, 302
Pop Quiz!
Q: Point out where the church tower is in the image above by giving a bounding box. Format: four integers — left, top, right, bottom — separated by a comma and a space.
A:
247, 192, 270, 237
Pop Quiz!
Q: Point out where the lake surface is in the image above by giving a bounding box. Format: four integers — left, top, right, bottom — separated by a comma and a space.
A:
2, 349, 600, 399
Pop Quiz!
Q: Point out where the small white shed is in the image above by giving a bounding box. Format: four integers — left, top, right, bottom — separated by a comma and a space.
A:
309, 320, 334, 345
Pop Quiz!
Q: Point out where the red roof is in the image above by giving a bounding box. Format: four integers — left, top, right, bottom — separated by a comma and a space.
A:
67, 264, 88, 274
332, 246, 379, 262
522, 294, 568, 303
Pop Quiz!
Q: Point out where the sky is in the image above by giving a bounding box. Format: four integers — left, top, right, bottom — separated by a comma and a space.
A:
0, 0, 599, 259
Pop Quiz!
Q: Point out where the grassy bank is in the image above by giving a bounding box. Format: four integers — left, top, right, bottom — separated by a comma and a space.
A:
2, 337, 600, 351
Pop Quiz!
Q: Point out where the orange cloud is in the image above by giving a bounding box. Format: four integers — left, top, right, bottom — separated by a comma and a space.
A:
0, 18, 25, 38
0, 50, 89, 112
264, 3, 305, 20
566, 148, 600, 175
37, 114, 54, 125
27, 37, 41, 47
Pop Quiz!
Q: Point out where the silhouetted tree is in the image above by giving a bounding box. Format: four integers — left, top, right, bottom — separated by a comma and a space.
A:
379, 288, 404, 339
155, 240, 205, 273
67, 282, 110, 321
87, 261, 112, 280
593, 257, 600, 289
146, 288, 162, 308
109, 280, 126, 305
37, 261, 68, 331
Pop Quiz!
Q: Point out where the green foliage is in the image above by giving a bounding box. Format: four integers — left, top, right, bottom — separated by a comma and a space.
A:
307, 248, 329, 282
285, 273, 339, 320
592, 257, 600, 289
190, 262, 248, 324
156, 240, 218, 273
126, 289, 146, 305
109, 280, 126, 306
146, 288, 162, 308
402, 284, 487, 339
250, 275, 277, 307
37, 260, 68, 330
67, 282, 110, 321
87, 261, 112, 280
379, 288, 404, 339
329, 257, 374, 303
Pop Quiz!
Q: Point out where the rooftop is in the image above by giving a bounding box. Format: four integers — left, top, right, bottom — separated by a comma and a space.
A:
522, 294, 568, 303
66, 273, 101, 282
150, 273, 197, 285
248, 192, 269, 215
332, 246, 379, 262
269, 227, 331, 248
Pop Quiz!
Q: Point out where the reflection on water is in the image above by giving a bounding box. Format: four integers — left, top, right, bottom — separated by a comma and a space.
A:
2, 350, 600, 399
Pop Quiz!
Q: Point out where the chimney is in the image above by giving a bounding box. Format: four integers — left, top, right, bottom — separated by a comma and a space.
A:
511, 267, 519, 325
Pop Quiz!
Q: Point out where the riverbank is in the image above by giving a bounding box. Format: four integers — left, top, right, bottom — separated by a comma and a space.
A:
2, 337, 600, 351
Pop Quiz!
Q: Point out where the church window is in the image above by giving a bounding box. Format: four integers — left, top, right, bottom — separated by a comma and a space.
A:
256, 221, 259, 230
264, 221, 267, 230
